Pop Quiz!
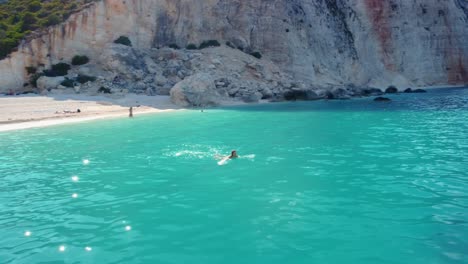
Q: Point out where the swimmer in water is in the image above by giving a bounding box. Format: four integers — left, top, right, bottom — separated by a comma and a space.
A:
215, 150, 239, 161
229, 150, 238, 159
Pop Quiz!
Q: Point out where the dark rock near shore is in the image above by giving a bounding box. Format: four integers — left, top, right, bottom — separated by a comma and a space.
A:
331, 88, 351, 99
374, 97, 391, 102
284, 89, 320, 101
325, 91, 335, 99
403, 88, 427, 93
385, 86, 398, 93
362, 88, 384, 96
404, 88, 413, 93
413, 88, 427, 93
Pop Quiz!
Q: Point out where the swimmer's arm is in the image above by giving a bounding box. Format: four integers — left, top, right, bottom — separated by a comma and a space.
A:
214, 154, 226, 160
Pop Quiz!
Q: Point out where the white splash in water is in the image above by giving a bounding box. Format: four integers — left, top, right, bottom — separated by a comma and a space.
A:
270, 198, 281, 203
125, 225, 132, 231
82, 159, 90, 165
71, 176, 79, 182
59, 245, 66, 252
242, 154, 256, 159
72, 193, 78, 198
85, 246, 92, 251
24, 231, 31, 237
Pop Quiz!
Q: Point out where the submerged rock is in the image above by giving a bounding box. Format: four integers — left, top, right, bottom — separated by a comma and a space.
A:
374, 97, 391, 102
413, 88, 427, 93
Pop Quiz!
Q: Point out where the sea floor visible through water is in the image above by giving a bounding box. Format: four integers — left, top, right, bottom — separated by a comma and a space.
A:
0, 87, 467, 263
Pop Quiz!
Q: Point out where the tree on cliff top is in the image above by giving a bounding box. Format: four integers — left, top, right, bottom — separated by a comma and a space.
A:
0, 0, 98, 60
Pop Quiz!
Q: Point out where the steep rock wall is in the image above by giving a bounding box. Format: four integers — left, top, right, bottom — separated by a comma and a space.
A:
0, 0, 467, 92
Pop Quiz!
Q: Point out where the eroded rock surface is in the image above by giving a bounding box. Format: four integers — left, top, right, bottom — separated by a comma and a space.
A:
0, 0, 466, 101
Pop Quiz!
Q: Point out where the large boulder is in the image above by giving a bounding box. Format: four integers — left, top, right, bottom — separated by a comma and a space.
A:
36, 76, 66, 90
170, 73, 223, 107
385, 86, 398, 93
242, 92, 263, 103
403, 88, 413, 93
99, 44, 150, 81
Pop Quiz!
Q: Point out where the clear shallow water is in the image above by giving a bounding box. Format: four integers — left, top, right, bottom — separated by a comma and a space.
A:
1, 88, 467, 264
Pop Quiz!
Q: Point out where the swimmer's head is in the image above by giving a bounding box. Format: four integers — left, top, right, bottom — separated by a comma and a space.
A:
230, 150, 238, 158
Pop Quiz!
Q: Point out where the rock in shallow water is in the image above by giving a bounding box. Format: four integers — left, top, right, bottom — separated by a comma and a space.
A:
404, 88, 427, 93
404, 88, 413, 93
374, 97, 392, 102
385, 86, 398, 93
413, 89, 427, 93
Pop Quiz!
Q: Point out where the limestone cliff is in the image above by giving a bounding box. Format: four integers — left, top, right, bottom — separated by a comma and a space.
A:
0, 0, 467, 93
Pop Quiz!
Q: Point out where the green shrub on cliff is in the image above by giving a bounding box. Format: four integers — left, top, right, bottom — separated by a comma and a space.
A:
61, 78, 74, 87
199, 40, 220, 49
76, 74, 96, 84
114, 36, 132, 47
71, 55, 89, 65
168, 43, 180, 49
249, 51, 262, 59
43, 62, 70, 76
186, 43, 197, 50
25, 66, 37, 74
0, 0, 98, 60
29, 72, 43, 87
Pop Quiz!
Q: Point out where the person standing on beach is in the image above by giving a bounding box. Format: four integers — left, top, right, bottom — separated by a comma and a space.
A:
129, 107, 133, 118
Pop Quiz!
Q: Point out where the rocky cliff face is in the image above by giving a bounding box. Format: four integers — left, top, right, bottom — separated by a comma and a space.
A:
1, 0, 467, 94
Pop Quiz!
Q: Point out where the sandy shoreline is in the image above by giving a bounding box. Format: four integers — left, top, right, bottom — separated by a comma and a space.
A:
1, 85, 465, 133
0, 94, 182, 132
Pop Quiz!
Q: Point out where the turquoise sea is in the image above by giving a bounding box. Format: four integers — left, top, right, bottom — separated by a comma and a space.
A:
1, 88, 467, 263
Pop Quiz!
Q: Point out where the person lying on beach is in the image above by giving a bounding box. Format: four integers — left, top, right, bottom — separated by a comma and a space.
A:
55, 109, 81, 114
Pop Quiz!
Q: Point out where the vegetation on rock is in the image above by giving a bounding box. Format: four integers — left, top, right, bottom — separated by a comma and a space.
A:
186, 43, 197, 50
0, 0, 97, 59
71, 55, 89, 65
43, 62, 70, 76
76, 74, 96, 84
114, 36, 132, 46
98, 86, 111, 94
60, 78, 74, 87
249, 51, 262, 59
29, 72, 42, 87
168, 43, 180, 50
25, 66, 37, 74
199, 40, 220, 49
